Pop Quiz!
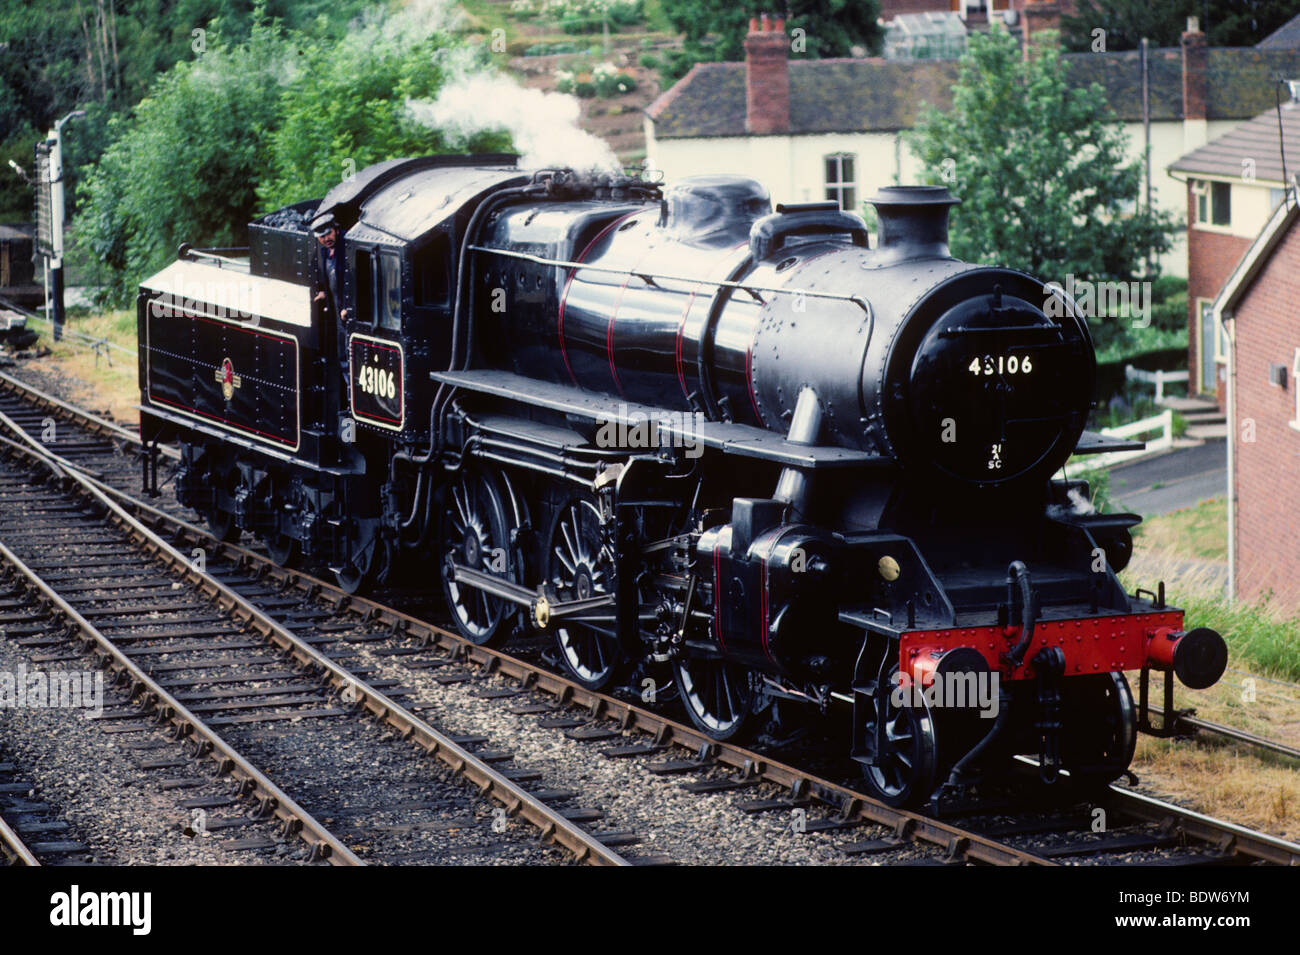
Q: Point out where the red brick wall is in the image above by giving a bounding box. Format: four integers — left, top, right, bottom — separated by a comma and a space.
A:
1186, 186, 1251, 407
1232, 216, 1300, 610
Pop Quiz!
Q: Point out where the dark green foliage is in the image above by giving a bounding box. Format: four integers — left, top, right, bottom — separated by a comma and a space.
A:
908, 26, 1180, 284
68, 9, 512, 305
1061, 0, 1300, 52
0, 0, 378, 224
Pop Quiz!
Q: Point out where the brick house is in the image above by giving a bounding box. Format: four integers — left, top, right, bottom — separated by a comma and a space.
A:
1216, 196, 1300, 609
1169, 93, 1300, 406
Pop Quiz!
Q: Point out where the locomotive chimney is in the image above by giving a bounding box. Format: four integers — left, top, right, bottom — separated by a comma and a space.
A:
868, 185, 959, 267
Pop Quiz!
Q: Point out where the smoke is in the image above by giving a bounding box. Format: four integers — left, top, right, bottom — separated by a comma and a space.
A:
348, 0, 464, 49
1067, 485, 1095, 515
406, 72, 620, 172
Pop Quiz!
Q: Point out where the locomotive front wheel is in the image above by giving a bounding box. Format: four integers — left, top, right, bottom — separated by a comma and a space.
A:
440, 469, 519, 646
673, 656, 755, 741
548, 496, 621, 691
1059, 672, 1137, 793
862, 665, 939, 807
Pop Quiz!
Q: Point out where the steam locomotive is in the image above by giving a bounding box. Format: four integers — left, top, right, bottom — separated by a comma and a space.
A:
136, 155, 1228, 807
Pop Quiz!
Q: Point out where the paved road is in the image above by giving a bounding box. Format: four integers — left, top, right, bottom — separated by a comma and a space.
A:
1104, 438, 1226, 516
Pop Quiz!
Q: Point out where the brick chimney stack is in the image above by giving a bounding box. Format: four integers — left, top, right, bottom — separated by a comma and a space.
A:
1016, 0, 1064, 59
745, 13, 790, 135
1181, 16, 1208, 150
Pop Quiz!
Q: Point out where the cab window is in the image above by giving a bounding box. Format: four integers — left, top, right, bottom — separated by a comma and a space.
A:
379, 250, 402, 331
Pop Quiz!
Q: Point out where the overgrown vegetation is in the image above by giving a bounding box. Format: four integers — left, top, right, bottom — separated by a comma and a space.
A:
0, 0, 381, 220
68, 7, 511, 305
1131, 498, 1227, 560
654, 0, 884, 85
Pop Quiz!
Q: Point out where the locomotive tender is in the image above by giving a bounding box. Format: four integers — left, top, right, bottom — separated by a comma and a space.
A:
137, 155, 1228, 807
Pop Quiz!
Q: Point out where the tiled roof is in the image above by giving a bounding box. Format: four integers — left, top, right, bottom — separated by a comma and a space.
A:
1170, 106, 1300, 183
647, 47, 1300, 139
1258, 13, 1300, 50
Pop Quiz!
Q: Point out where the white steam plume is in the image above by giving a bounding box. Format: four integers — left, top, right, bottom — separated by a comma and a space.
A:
406, 72, 619, 172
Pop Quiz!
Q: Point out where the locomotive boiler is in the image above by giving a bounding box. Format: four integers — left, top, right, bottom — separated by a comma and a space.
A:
136, 155, 1228, 808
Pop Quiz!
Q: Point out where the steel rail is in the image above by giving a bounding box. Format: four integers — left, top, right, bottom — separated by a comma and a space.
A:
0, 413, 630, 867
1106, 783, 1300, 866
0, 369, 177, 459
1174, 714, 1300, 762
0, 538, 362, 866
0, 812, 40, 866
1008, 756, 1300, 866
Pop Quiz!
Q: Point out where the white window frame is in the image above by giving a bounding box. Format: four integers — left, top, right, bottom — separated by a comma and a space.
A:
1192, 178, 1234, 232
824, 153, 856, 212
1214, 307, 1230, 364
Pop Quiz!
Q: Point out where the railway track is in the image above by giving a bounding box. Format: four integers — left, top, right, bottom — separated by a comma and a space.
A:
0, 366, 1296, 866
0, 409, 628, 865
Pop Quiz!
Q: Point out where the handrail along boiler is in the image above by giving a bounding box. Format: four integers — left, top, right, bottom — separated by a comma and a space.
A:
136, 156, 1228, 807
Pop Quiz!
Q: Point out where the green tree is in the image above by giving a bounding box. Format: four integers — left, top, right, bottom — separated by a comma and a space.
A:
71, 17, 289, 303
0, 0, 381, 222
656, 0, 883, 85
256, 34, 510, 210
1061, 0, 1300, 52
72, 6, 514, 305
908, 26, 1178, 278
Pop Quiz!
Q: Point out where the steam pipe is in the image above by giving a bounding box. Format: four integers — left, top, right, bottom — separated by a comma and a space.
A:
773, 386, 821, 520
945, 686, 1010, 786
1003, 560, 1036, 667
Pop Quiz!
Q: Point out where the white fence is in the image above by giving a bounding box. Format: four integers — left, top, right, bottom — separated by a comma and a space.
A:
1125, 364, 1189, 403
1065, 409, 1174, 475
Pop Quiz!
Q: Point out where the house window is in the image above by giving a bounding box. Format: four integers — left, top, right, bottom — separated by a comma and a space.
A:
1194, 179, 1232, 227
824, 154, 856, 212
1197, 298, 1217, 392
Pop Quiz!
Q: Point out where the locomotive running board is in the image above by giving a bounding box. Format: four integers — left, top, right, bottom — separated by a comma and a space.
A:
448, 561, 616, 629
432, 369, 888, 470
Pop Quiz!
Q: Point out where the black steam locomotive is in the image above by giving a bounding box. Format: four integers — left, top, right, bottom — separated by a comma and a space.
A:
137, 155, 1227, 807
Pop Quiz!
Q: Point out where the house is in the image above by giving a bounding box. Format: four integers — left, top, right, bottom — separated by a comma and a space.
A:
1169, 102, 1300, 404
1214, 193, 1300, 610
644, 15, 1300, 280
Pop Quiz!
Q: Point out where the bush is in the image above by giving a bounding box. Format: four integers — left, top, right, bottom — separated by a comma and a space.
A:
556, 62, 635, 98
72, 19, 290, 305
72, 11, 512, 306
542, 0, 645, 34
